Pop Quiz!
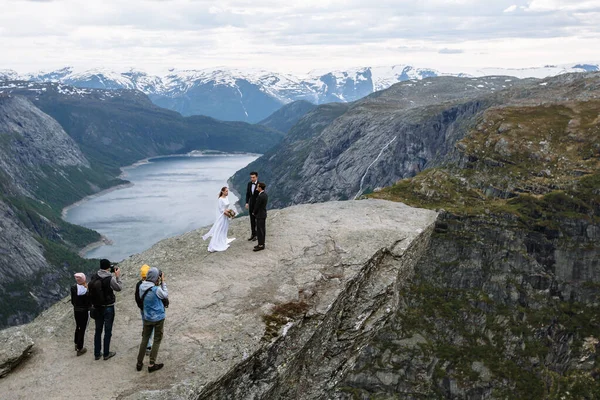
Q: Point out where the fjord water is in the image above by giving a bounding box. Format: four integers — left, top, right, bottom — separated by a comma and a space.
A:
64, 154, 258, 261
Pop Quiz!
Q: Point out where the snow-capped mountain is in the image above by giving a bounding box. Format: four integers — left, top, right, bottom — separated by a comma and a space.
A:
451, 63, 600, 80
0, 69, 20, 81
6, 62, 598, 123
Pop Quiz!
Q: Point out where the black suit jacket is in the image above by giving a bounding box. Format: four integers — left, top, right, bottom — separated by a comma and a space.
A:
253, 191, 268, 219
246, 181, 260, 210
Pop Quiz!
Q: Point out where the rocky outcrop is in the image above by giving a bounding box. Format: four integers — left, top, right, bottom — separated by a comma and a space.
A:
0, 200, 437, 400
0, 326, 34, 378
335, 212, 600, 398
0, 95, 89, 195
0, 199, 51, 325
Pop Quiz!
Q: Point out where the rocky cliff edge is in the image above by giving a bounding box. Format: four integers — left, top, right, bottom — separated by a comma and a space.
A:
0, 199, 437, 399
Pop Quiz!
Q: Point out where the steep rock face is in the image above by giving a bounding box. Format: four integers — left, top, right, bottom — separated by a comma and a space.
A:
232, 73, 600, 209
0, 199, 52, 326
335, 213, 600, 399
231, 76, 521, 208
358, 88, 600, 398
230, 102, 350, 202
258, 100, 317, 133
0, 96, 105, 327
0, 95, 89, 194
0, 200, 437, 400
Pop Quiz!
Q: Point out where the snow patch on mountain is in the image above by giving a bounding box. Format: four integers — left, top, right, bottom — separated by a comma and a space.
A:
4, 62, 597, 121
0, 69, 20, 81
14, 62, 599, 104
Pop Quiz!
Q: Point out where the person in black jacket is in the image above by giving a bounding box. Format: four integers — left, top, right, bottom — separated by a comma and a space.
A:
71, 273, 91, 356
245, 171, 260, 241
89, 259, 122, 361
253, 182, 268, 251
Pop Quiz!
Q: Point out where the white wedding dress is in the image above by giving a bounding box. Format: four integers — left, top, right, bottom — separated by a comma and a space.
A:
202, 197, 236, 252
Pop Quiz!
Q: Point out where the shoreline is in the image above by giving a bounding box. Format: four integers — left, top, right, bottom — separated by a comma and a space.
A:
62, 150, 260, 257
61, 182, 134, 219
62, 150, 261, 219
77, 235, 114, 257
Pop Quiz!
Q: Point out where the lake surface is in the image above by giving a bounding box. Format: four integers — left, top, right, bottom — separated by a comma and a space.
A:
64, 154, 258, 261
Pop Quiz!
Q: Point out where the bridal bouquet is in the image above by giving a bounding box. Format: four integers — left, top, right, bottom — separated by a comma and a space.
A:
225, 209, 237, 219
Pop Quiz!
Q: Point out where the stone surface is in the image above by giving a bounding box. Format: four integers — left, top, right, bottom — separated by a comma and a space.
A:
0, 199, 437, 399
0, 326, 34, 378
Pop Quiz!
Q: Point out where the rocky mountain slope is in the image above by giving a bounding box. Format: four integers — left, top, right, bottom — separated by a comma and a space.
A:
0, 200, 438, 399
257, 100, 317, 133
356, 94, 600, 398
230, 73, 600, 209
0, 95, 109, 327
3, 63, 597, 123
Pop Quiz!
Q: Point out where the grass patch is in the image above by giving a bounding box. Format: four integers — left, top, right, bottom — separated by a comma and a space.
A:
262, 301, 309, 341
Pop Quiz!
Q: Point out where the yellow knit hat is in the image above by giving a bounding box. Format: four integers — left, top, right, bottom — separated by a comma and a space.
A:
140, 264, 151, 279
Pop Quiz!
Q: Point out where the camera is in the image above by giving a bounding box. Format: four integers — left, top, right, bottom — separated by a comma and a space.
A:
156, 269, 169, 308
110, 263, 119, 273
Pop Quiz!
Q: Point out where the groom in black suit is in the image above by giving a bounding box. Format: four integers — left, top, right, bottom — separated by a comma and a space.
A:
245, 171, 259, 241
253, 182, 268, 252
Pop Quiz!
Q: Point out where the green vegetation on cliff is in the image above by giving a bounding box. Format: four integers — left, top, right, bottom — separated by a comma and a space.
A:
361, 99, 600, 398
374, 100, 600, 225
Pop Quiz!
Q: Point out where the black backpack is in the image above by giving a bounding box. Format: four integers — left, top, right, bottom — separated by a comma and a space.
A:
135, 282, 170, 310
88, 274, 113, 307
135, 281, 153, 310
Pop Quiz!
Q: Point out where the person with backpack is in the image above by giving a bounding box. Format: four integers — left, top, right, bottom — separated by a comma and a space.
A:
135, 264, 153, 355
88, 259, 122, 361
70, 272, 91, 356
136, 267, 168, 373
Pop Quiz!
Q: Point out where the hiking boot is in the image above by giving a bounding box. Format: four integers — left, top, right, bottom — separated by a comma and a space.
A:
76, 348, 87, 356
136, 362, 143, 371
103, 351, 116, 360
148, 363, 164, 373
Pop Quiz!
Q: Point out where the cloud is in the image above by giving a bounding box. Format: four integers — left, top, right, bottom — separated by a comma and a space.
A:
438, 48, 464, 54
0, 0, 599, 74
525, 0, 600, 12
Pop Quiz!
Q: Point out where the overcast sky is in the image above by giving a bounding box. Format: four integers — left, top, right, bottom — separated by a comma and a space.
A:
1, 0, 599, 74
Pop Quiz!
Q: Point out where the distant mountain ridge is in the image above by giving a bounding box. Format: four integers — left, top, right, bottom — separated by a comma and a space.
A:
1, 63, 597, 122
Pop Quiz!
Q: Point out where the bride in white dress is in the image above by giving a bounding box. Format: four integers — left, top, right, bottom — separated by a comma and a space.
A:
202, 187, 236, 252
